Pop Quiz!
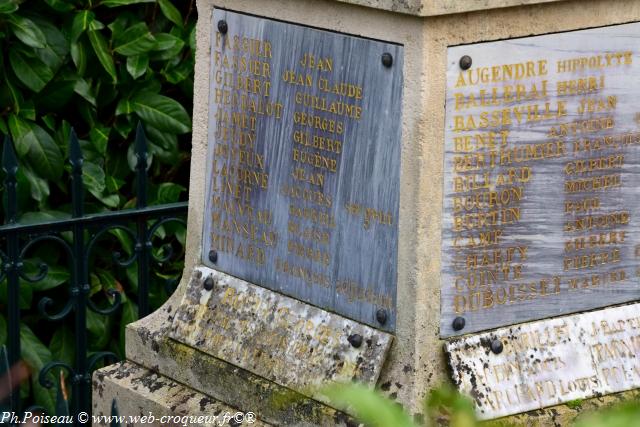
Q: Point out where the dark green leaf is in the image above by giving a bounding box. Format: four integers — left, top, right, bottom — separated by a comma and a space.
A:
188, 24, 196, 51
132, 93, 191, 134
158, 0, 183, 27
153, 33, 183, 51
89, 19, 105, 31
9, 48, 54, 93
88, 30, 117, 82
97, 192, 120, 208
107, 13, 132, 34
126, 54, 148, 79
156, 182, 185, 203
74, 78, 96, 106
0, 0, 18, 14
71, 10, 96, 42
21, 324, 55, 414
21, 163, 51, 203
114, 23, 156, 56
10, 118, 64, 180
18, 100, 35, 120
70, 39, 88, 75
89, 125, 109, 154
106, 175, 125, 192
20, 209, 69, 223
108, 228, 134, 256
50, 326, 75, 367
87, 310, 107, 337
115, 98, 133, 115
8, 114, 34, 156
37, 73, 77, 109
0, 276, 33, 309
101, 0, 154, 7
30, 264, 70, 292
7, 15, 46, 48
33, 17, 69, 70
162, 57, 193, 84
43, 0, 74, 12
1, 73, 22, 112
41, 114, 56, 131
83, 161, 106, 195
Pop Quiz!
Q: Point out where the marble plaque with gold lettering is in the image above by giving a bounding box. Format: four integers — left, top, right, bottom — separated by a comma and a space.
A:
203, 9, 403, 331
170, 266, 393, 399
446, 302, 640, 419
441, 22, 640, 337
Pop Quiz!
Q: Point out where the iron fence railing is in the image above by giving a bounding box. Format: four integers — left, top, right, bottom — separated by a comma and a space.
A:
0, 124, 188, 424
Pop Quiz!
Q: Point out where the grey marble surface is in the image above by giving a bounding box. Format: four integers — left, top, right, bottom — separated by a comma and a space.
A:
446, 302, 640, 419
203, 9, 403, 332
441, 22, 640, 337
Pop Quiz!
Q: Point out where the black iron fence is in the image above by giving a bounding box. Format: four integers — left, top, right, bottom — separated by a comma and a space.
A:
0, 124, 188, 423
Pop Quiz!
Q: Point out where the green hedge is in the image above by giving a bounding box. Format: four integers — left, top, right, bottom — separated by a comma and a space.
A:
0, 0, 195, 412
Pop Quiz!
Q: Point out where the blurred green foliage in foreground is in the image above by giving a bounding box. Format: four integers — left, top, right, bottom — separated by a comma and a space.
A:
321, 383, 640, 427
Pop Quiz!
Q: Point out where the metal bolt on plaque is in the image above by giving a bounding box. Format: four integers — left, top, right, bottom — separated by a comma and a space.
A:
490, 339, 503, 354
381, 52, 393, 67
452, 317, 465, 331
203, 276, 214, 291
459, 55, 472, 70
208, 250, 218, 263
376, 308, 388, 325
217, 20, 228, 34
348, 334, 363, 348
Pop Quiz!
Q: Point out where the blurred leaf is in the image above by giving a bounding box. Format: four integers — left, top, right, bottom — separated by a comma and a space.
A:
6, 14, 46, 48
21, 163, 50, 202
18, 100, 35, 120
132, 93, 190, 134
114, 23, 156, 56
83, 160, 106, 195
89, 125, 109, 154
70, 39, 88, 75
86, 310, 107, 339
74, 78, 96, 106
50, 326, 75, 367
101, 0, 154, 7
0, 277, 32, 309
320, 383, 416, 427
8, 115, 63, 181
126, 54, 148, 79
21, 324, 55, 414
22, 262, 70, 292
426, 384, 477, 427
0, 0, 18, 14
152, 33, 183, 51
163, 58, 192, 84
88, 30, 117, 83
158, 0, 183, 27
156, 182, 185, 204
33, 18, 69, 71
70, 11, 96, 42
9, 48, 54, 93
44, 0, 74, 12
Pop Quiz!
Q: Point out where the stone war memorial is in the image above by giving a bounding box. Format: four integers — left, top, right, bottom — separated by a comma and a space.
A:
94, 0, 640, 425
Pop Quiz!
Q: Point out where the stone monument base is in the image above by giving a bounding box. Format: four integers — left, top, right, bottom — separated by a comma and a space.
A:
92, 271, 359, 426
93, 362, 273, 427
